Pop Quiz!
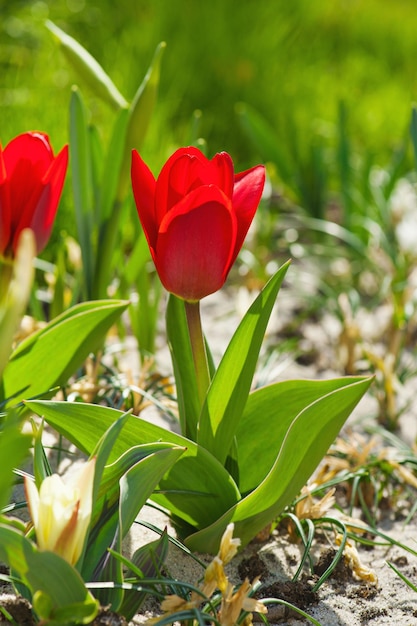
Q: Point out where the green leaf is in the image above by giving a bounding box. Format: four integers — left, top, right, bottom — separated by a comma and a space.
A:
46, 20, 127, 110
2, 300, 128, 405
0, 412, 31, 511
93, 108, 130, 300
185, 376, 373, 553
197, 261, 290, 462
117, 41, 166, 201
119, 447, 184, 537
99, 108, 129, 224
69, 87, 95, 300
26, 400, 240, 529
0, 524, 98, 624
84, 442, 184, 582
88, 445, 183, 611
32, 419, 52, 487
236, 377, 365, 494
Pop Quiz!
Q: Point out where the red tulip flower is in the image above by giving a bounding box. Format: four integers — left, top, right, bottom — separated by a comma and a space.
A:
131, 147, 265, 301
0, 132, 68, 257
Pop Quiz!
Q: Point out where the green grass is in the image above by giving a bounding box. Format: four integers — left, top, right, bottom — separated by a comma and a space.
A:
2, 0, 417, 243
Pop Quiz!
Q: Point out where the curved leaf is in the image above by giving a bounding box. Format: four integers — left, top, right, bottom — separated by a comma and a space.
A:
2, 300, 128, 405
197, 261, 290, 463
0, 524, 98, 623
26, 400, 240, 529
185, 376, 372, 553
236, 377, 366, 494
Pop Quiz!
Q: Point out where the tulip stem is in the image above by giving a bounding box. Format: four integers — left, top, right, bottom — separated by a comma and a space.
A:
184, 300, 211, 408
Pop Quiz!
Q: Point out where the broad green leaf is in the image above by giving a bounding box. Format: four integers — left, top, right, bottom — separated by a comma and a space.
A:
236, 377, 366, 494
83, 443, 184, 582
166, 295, 201, 439
26, 401, 240, 529
2, 300, 128, 405
70, 87, 95, 300
46, 20, 127, 110
185, 376, 372, 553
0, 412, 31, 511
27, 551, 98, 624
197, 261, 290, 462
75, 412, 131, 574
0, 524, 98, 623
119, 447, 184, 537
86, 446, 183, 611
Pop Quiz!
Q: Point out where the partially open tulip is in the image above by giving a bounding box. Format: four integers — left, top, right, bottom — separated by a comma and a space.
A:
0, 132, 68, 257
131, 147, 265, 301
24, 458, 95, 566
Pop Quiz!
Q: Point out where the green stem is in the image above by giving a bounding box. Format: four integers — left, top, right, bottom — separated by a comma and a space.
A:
184, 300, 211, 408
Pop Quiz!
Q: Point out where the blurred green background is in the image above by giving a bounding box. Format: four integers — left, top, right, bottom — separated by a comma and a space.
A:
2, 0, 417, 231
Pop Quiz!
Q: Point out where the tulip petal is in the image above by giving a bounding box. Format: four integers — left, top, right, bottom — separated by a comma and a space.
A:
131, 149, 157, 248
231, 165, 265, 263
155, 148, 234, 219
2, 133, 68, 255
156, 186, 236, 301
0, 145, 10, 254
27, 145, 69, 254
4, 133, 52, 232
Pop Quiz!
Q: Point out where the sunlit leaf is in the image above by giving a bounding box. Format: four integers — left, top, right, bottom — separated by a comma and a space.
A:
185, 376, 372, 552
197, 261, 290, 463
2, 300, 128, 405
26, 401, 240, 530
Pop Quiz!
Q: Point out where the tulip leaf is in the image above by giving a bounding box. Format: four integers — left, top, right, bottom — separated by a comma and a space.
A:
46, 20, 128, 110
2, 300, 128, 405
70, 87, 96, 300
26, 400, 241, 529
236, 377, 367, 494
99, 107, 129, 224
119, 447, 185, 537
86, 445, 184, 610
185, 375, 373, 553
117, 41, 166, 202
0, 411, 31, 511
83, 442, 185, 583
0, 524, 98, 623
93, 108, 130, 300
197, 260, 290, 463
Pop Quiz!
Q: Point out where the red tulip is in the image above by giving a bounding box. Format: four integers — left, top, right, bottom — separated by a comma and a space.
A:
0, 132, 68, 256
131, 147, 265, 301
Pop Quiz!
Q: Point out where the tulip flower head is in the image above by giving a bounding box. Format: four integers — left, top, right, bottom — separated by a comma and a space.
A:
0, 132, 68, 257
131, 147, 265, 301
24, 458, 95, 566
